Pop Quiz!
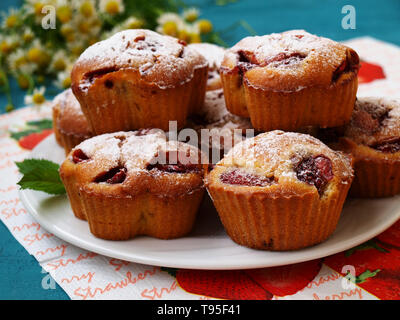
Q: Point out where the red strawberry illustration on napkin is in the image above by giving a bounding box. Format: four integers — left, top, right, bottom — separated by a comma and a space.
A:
324, 222, 400, 300
9, 119, 53, 150
358, 61, 386, 84
163, 259, 321, 300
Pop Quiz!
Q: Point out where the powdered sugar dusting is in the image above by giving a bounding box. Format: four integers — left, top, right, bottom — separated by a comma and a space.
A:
189, 43, 225, 71
221, 130, 353, 182
345, 97, 400, 145
74, 29, 207, 88
192, 89, 252, 130
73, 130, 204, 174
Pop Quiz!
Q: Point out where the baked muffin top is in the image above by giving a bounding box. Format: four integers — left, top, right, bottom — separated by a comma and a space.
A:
221, 30, 359, 92
65, 130, 207, 197
53, 89, 91, 137
207, 130, 353, 197
71, 29, 208, 90
189, 43, 225, 90
189, 89, 252, 130
343, 97, 400, 149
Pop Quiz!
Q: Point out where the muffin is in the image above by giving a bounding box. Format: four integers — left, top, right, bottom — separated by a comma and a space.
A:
60, 130, 208, 240
71, 29, 208, 134
187, 88, 253, 163
189, 43, 226, 91
52, 89, 93, 155
220, 30, 360, 130
334, 97, 400, 197
206, 130, 354, 251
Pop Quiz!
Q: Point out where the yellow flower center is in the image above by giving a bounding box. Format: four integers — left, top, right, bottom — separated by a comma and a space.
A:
80, 1, 94, 18
62, 76, 71, 88
189, 33, 201, 43
162, 21, 178, 36
34, 3, 44, 16
27, 47, 43, 63
126, 19, 143, 29
15, 56, 27, 68
198, 19, 213, 34
57, 6, 72, 23
185, 12, 198, 23
178, 30, 190, 42
60, 25, 74, 36
88, 37, 99, 46
17, 75, 30, 90
78, 21, 91, 34
71, 45, 84, 56
0, 41, 11, 54
23, 32, 34, 43
32, 92, 45, 104
105, 1, 121, 15
53, 58, 66, 71
6, 15, 18, 28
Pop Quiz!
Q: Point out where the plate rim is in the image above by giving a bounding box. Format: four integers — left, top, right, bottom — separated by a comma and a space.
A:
19, 134, 400, 270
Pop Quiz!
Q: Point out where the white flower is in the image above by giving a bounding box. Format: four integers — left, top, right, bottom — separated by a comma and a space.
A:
156, 12, 185, 36
24, 86, 47, 107
99, 0, 125, 16
7, 48, 36, 74
22, 28, 35, 43
156, 12, 183, 27
1, 8, 20, 28
50, 50, 71, 72
54, 70, 71, 89
183, 7, 199, 22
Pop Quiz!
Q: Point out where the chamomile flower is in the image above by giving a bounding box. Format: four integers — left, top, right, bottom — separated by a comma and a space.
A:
0, 35, 19, 55
22, 28, 35, 43
156, 13, 184, 36
24, 0, 56, 24
196, 19, 213, 34
50, 50, 70, 72
7, 49, 28, 73
27, 39, 50, 67
54, 70, 71, 88
78, 0, 96, 18
183, 8, 199, 22
2, 8, 21, 28
99, 0, 125, 16
121, 16, 144, 29
24, 86, 47, 108
56, 0, 73, 23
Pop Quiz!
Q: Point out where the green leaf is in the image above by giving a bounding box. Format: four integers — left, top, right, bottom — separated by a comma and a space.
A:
10, 129, 40, 140
345, 269, 380, 284
16, 159, 66, 195
345, 240, 389, 257
26, 119, 53, 130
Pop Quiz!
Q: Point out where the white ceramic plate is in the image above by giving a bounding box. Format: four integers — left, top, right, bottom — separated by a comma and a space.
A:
20, 134, 400, 270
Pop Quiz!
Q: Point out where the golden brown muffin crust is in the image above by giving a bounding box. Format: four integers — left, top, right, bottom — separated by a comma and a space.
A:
61, 130, 207, 198
207, 130, 353, 198
71, 29, 208, 91
53, 89, 91, 137
221, 30, 359, 92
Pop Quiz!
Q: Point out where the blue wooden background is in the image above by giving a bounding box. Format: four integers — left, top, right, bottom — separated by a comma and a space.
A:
0, 0, 399, 299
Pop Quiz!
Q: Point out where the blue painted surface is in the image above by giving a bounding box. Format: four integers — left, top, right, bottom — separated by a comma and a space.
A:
0, 0, 399, 299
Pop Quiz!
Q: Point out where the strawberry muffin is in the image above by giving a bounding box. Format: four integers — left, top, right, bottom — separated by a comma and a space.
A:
60, 129, 208, 240
189, 42, 226, 91
71, 29, 208, 134
206, 130, 353, 250
52, 89, 93, 155
187, 88, 253, 163
335, 97, 400, 197
220, 30, 359, 130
